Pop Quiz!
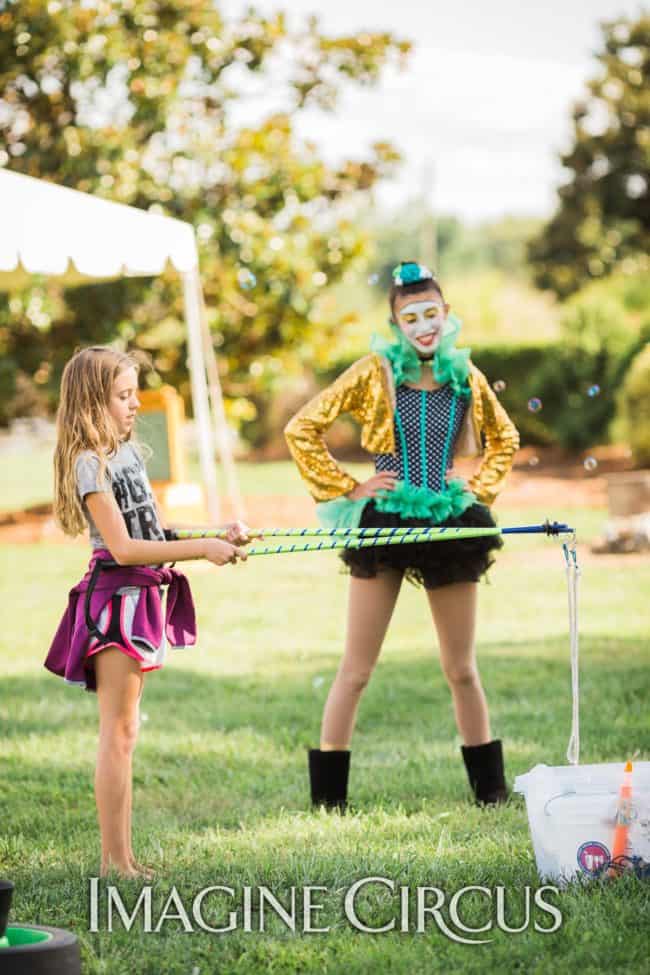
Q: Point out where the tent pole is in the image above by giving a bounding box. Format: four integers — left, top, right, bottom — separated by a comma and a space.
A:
198, 287, 246, 521
182, 268, 220, 522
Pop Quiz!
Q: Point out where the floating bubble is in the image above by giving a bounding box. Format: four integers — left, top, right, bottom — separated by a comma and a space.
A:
587, 384, 601, 398
367, 273, 380, 286
584, 456, 598, 472
528, 455, 540, 467
237, 267, 256, 290
527, 397, 543, 413
312, 675, 325, 689
493, 380, 506, 393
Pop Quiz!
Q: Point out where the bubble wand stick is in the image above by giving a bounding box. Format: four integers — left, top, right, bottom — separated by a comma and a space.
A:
172, 521, 573, 542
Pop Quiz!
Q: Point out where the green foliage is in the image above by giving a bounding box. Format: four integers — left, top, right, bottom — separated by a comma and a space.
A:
364, 203, 544, 285
581, 266, 650, 313
446, 270, 560, 346
470, 300, 649, 451
0, 0, 409, 436
476, 344, 620, 451
528, 14, 650, 297
617, 342, 650, 464
464, 269, 650, 450
441, 216, 545, 278
467, 344, 561, 447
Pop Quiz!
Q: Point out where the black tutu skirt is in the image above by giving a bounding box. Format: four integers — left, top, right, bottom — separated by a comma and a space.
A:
339, 501, 502, 590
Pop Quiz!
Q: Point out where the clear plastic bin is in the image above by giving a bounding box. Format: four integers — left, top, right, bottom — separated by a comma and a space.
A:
514, 762, 650, 884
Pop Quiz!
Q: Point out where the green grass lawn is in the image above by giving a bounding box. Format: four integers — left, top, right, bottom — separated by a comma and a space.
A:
1, 524, 649, 973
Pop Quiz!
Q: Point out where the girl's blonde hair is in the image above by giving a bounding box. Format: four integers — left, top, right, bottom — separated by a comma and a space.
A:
54, 346, 140, 536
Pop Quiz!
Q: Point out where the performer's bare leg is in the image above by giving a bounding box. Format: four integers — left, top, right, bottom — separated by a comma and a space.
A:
425, 581, 491, 745
321, 570, 403, 750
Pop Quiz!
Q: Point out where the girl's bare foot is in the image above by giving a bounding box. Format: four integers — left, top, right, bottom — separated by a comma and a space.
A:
100, 862, 142, 879
101, 858, 153, 880
129, 856, 155, 881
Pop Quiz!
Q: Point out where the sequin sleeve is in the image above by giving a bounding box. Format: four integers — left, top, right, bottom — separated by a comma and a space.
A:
467, 367, 520, 505
284, 355, 387, 502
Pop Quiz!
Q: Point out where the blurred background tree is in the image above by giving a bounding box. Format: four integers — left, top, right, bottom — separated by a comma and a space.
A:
317, 206, 558, 369
616, 342, 650, 465
528, 14, 649, 298
0, 0, 408, 441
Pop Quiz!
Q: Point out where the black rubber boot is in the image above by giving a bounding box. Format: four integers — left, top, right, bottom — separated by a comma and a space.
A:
461, 739, 509, 805
308, 749, 350, 811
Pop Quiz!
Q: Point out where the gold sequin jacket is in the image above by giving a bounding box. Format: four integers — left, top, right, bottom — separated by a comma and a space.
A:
284, 353, 519, 506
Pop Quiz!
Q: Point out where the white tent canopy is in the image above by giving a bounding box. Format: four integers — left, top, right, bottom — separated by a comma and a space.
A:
0, 168, 235, 521
0, 168, 198, 286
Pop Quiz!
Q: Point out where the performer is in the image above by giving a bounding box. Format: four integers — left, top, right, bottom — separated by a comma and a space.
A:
45, 346, 250, 877
285, 262, 519, 810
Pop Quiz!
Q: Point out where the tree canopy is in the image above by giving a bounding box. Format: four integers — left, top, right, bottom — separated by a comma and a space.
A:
528, 14, 649, 298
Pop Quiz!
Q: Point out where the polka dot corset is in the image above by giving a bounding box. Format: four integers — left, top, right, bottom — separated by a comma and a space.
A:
374, 384, 467, 492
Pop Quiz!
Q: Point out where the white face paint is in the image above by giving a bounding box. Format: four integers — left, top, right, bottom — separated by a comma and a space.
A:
395, 300, 446, 356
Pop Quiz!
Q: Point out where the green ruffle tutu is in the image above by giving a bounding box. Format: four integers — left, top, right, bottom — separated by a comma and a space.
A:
317, 478, 476, 530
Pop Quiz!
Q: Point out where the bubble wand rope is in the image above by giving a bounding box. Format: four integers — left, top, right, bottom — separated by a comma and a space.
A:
563, 534, 581, 765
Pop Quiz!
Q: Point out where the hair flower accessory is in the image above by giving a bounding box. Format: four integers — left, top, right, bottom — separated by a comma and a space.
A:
391, 261, 434, 287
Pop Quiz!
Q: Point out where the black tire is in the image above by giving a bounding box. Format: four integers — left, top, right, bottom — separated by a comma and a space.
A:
0, 924, 81, 974
0, 880, 14, 937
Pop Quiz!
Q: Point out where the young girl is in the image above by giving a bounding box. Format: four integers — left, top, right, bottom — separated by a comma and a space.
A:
45, 346, 250, 878
285, 262, 519, 810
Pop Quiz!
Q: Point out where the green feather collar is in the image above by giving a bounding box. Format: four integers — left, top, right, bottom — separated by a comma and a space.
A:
371, 312, 471, 398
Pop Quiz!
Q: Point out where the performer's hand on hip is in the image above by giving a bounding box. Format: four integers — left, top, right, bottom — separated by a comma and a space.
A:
346, 472, 398, 500
203, 539, 248, 565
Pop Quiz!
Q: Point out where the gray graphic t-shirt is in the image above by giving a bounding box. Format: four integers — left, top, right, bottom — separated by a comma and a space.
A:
75, 442, 165, 550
